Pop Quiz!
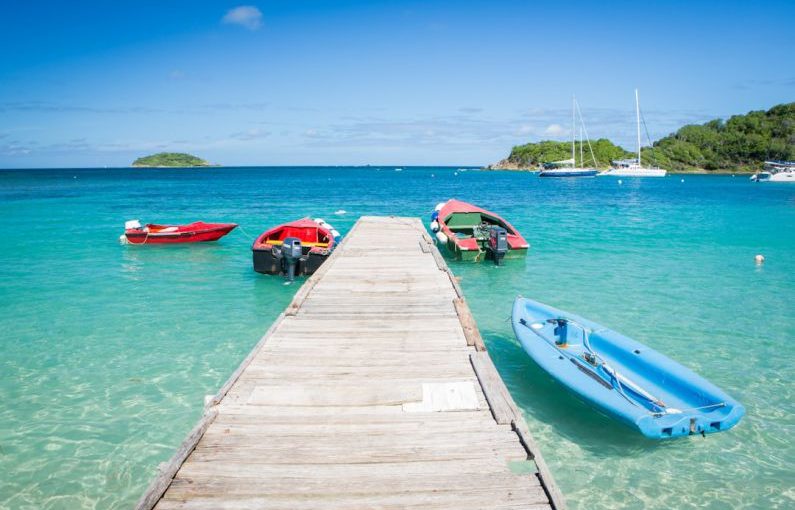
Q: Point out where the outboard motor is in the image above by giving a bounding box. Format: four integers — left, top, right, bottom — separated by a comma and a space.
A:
280, 237, 304, 281
487, 226, 508, 265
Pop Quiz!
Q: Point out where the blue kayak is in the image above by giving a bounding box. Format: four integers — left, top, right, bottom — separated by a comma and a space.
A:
512, 297, 744, 439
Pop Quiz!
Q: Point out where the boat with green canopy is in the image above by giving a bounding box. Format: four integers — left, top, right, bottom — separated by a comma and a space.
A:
429, 199, 529, 263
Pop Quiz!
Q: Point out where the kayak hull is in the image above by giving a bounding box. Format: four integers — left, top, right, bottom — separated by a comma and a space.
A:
511, 297, 744, 439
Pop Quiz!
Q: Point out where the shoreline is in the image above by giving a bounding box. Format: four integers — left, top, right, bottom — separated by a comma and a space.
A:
481, 166, 756, 175
131, 164, 219, 168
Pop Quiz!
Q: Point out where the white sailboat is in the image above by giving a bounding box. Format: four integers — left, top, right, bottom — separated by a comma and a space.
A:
539, 96, 599, 178
600, 90, 667, 177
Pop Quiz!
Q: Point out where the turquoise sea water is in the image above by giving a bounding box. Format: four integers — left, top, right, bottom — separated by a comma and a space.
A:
1, 167, 793, 509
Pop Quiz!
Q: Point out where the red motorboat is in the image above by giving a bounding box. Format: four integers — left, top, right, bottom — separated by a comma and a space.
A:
429, 199, 529, 264
252, 218, 340, 278
122, 220, 237, 244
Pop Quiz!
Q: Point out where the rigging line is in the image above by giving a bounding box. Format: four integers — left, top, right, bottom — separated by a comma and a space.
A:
542, 317, 665, 409
574, 99, 599, 168
550, 321, 643, 408
608, 367, 642, 408
519, 318, 657, 412
660, 402, 726, 415
236, 225, 257, 241
603, 362, 664, 409
639, 107, 654, 150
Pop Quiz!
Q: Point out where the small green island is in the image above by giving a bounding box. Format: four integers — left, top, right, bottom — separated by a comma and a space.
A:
491, 102, 795, 173
132, 152, 212, 167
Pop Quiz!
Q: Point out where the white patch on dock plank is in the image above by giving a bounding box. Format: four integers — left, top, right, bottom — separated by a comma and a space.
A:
403, 381, 481, 412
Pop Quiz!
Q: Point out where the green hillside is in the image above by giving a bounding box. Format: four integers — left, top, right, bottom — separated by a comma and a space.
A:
643, 102, 794, 171
132, 152, 211, 167
505, 139, 632, 169
496, 102, 795, 172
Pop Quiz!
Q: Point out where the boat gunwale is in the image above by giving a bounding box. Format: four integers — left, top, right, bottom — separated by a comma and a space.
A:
251, 217, 337, 253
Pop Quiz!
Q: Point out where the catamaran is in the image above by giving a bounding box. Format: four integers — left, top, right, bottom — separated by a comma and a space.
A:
600, 90, 667, 177
750, 161, 795, 182
539, 96, 599, 177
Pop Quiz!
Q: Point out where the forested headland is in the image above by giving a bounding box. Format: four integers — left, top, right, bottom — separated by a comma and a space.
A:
491, 102, 795, 172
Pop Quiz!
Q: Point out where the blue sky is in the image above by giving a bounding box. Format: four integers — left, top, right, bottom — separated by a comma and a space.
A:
1, 0, 793, 168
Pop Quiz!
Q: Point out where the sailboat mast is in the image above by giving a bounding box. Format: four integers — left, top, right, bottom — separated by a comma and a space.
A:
580, 125, 583, 167
572, 95, 576, 167
635, 89, 641, 167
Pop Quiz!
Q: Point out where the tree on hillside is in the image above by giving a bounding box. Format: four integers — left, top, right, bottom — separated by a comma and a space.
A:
503, 102, 794, 171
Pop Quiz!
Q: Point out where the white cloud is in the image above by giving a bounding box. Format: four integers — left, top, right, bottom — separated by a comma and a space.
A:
222, 6, 263, 31
544, 123, 566, 137
231, 127, 271, 141
515, 125, 533, 136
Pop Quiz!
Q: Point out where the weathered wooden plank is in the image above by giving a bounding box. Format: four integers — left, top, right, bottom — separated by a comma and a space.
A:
470, 351, 518, 425
512, 418, 567, 510
285, 218, 363, 316
422, 232, 465, 299
157, 494, 552, 510
141, 217, 562, 510
470, 352, 567, 510
215, 403, 409, 416
263, 335, 469, 347
453, 297, 487, 351
279, 316, 462, 326
212, 407, 496, 423
208, 314, 285, 407
198, 430, 521, 450
135, 408, 218, 510
177, 457, 539, 481
204, 419, 505, 436
241, 363, 475, 379
165, 473, 547, 499
223, 382, 489, 410
186, 443, 526, 465
251, 350, 472, 364
246, 382, 424, 406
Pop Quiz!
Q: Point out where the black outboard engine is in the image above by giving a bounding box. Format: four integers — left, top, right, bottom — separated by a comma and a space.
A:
487, 226, 508, 265
280, 237, 303, 281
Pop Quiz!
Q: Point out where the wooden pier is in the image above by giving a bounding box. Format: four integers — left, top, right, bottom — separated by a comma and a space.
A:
137, 216, 564, 510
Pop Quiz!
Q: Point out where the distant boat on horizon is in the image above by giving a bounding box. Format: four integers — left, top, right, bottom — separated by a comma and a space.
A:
600, 90, 667, 178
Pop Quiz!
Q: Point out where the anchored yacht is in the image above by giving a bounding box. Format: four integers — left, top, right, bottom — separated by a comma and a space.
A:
600, 90, 667, 177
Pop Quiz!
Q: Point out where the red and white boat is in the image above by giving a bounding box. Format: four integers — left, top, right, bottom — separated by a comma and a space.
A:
252, 218, 340, 277
429, 199, 529, 263
121, 220, 237, 244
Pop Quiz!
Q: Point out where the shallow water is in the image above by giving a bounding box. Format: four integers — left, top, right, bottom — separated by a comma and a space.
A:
0, 167, 793, 509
